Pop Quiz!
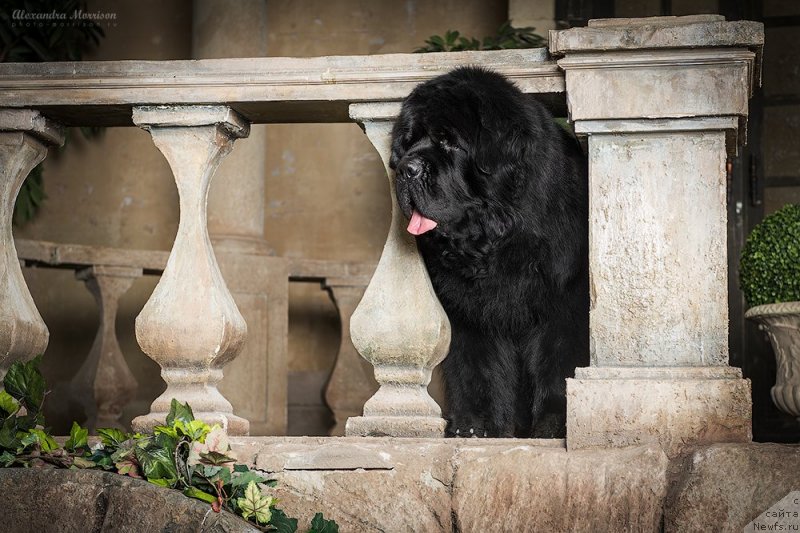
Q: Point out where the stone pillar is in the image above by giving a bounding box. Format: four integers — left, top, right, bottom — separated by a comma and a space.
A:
0, 110, 63, 381
324, 281, 377, 436
549, 16, 763, 456
345, 103, 451, 438
71, 265, 141, 431
131, 105, 250, 435
192, 0, 288, 436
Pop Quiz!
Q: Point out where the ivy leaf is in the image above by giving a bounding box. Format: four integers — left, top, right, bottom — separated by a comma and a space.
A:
0, 450, 16, 467
135, 446, 178, 488
309, 513, 339, 533
0, 390, 19, 415
64, 421, 88, 451
237, 481, 273, 525
183, 486, 217, 504
269, 508, 298, 533
232, 470, 271, 491
165, 399, 194, 426
72, 456, 97, 469
97, 428, 128, 448
115, 457, 142, 478
27, 428, 58, 453
174, 419, 211, 442
3, 356, 46, 413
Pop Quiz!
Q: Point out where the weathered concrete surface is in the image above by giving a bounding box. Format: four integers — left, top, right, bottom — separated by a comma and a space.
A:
0, 468, 257, 532
567, 368, 752, 458
230, 437, 669, 533
549, 16, 763, 55
6, 439, 797, 533
233, 437, 460, 532
666, 443, 800, 532
588, 131, 729, 367
452, 444, 668, 532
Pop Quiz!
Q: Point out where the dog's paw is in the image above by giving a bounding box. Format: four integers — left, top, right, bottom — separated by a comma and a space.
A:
446, 418, 489, 438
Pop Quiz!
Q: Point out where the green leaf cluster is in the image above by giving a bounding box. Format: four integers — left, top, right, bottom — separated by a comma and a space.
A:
739, 204, 800, 307
415, 21, 545, 53
0, 359, 338, 532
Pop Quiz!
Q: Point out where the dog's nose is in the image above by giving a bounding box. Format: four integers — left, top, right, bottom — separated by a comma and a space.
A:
400, 159, 423, 180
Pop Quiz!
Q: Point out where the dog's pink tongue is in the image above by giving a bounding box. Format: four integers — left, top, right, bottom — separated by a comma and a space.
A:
407, 209, 438, 235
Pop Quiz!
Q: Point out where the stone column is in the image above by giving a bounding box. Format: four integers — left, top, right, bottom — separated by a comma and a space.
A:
324, 281, 377, 436
131, 105, 250, 435
71, 265, 141, 431
0, 110, 63, 381
549, 16, 764, 456
345, 103, 451, 438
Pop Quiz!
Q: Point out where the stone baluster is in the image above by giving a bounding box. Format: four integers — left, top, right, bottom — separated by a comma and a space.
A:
131, 106, 250, 435
346, 103, 451, 438
324, 281, 377, 436
0, 110, 63, 381
71, 265, 141, 431
549, 15, 763, 456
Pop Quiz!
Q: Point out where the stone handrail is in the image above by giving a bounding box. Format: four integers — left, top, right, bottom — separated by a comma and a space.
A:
0, 16, 766, 454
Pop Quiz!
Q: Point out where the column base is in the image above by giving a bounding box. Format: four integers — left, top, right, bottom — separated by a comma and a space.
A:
346, 416, 445, 438
567, 367, 751, 457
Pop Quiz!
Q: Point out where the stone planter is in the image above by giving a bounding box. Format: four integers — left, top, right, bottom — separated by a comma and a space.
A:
746, 302, 800, 419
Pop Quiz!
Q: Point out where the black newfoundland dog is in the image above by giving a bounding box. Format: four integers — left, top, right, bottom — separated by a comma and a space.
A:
390, 66, 589, 438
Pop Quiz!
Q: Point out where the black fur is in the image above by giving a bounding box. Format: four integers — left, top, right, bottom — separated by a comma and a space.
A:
389, 67, 589, 438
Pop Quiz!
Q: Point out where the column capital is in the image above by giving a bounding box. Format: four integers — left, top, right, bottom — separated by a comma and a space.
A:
551, 17, 764, 151
0, 109, 64, 146
132, 105, 249, 139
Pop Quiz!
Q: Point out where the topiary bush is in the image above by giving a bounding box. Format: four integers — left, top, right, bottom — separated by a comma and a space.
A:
739, 203, 800, 307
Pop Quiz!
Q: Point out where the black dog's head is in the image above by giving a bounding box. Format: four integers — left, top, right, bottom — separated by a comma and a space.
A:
390, 67, 531, 237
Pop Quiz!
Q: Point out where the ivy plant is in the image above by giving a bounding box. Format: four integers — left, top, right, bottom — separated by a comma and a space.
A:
739, 203, 800, 307
0, 357, 338, 532
415, 20, 546, 53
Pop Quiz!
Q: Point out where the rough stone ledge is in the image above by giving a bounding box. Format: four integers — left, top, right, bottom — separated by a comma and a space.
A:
228, 438, 798, 533
6, 440, 797, 532
0, 468, 258, 532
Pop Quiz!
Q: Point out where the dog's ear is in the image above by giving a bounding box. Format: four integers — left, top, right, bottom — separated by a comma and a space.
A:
472, 110, 529, 195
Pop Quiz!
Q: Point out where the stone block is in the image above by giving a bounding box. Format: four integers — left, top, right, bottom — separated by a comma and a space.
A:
232, 437, 455, 532
665, 443, 800, 532
587, 130, 729, 367
0, 468, 257, 532
452, 444, 668, 532
567, 368, 752, 457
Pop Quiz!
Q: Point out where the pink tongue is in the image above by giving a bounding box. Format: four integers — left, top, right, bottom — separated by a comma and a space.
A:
407, 209, 438, 235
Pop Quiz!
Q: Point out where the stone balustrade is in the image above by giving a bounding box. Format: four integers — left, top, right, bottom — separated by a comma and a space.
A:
16, 238, 375, 436
0, 16, 764, 454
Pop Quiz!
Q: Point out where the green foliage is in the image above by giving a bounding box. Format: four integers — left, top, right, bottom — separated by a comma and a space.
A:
0, 359, 339, 532
739, 204, 800, 307
415, 20, 545, 53
0, 0, 106, 225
